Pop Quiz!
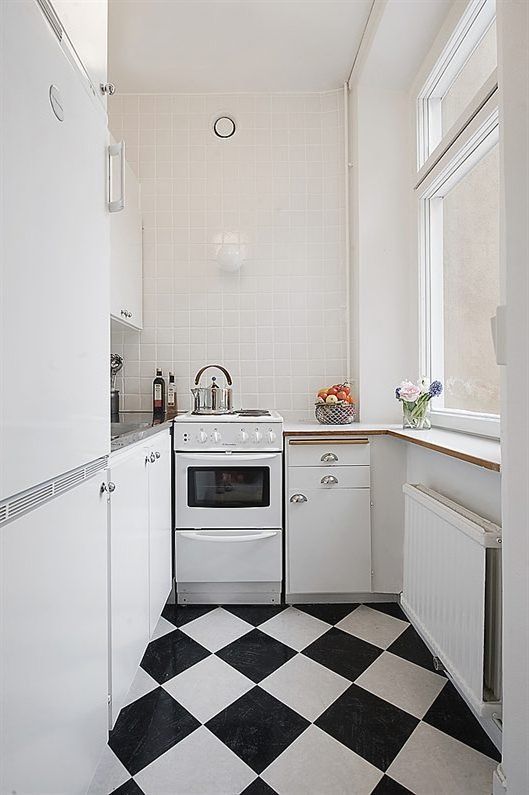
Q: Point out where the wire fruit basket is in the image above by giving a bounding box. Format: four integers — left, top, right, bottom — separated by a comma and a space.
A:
315, 401, 356, 425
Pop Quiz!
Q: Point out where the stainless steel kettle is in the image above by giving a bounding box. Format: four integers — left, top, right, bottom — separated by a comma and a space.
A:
191, 364, 233, 414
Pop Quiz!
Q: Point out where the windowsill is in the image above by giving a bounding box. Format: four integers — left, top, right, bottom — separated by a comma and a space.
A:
283, 421, 501, 472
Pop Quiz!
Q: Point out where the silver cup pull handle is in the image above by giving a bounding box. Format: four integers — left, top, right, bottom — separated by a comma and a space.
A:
321, 452, 338, 463
290, 494, 308, 504
321, 475, 339, 485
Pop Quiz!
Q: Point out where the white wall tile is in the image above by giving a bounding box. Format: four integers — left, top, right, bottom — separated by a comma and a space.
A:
110, 89, 346, 419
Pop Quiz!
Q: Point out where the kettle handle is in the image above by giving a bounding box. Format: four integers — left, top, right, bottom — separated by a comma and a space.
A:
194, 364, 233, 386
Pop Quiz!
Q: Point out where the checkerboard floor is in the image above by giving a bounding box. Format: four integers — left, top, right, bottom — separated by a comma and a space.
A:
88, 602, 500, 795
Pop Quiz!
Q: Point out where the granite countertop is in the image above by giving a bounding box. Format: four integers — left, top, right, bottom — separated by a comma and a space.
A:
110, 412, 174, 453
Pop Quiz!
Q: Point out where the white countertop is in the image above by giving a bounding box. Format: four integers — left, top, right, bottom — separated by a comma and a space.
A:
283, 421, 501, 471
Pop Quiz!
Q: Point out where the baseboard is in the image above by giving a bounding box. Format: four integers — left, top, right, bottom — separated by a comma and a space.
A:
286, 592, 399, 604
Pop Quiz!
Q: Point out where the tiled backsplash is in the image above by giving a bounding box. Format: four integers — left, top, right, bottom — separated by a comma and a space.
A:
109, 90, 347, 420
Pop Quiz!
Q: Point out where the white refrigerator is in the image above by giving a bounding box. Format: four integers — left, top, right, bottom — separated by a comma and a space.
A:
1, 1, 111, 792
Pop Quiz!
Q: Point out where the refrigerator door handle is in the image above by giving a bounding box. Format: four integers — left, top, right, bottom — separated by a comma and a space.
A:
108, 141, 125, 212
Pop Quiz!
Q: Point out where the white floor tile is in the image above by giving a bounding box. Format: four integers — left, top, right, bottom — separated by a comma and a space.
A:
179, 607, 253, 652
134, 726, 255, 795
150, 616, 175, 641
163, 655, 254, 723
261, 725, 383, 795
122, 666, 159, 708
86, 746, 129, 794
355, 651, 446, 718
336, 605, 408, 649
260, 654, 350, 721
387, 723, 498, 794
259, 607, 330, 651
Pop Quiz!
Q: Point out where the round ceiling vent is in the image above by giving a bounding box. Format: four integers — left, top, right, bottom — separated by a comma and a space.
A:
213, 116, 236, 138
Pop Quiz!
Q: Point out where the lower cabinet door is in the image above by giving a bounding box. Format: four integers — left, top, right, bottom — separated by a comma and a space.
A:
147, 431, 172, 635
287, 488, 371, 596
108, 447, 150, 725
1, 477, 108, 795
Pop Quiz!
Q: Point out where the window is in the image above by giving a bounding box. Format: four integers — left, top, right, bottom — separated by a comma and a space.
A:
416, 0, 499, 437
417, 0, 497, 167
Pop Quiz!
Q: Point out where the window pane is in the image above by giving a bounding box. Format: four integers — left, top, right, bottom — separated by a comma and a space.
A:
442, 143, 500, 414
441, 21, 496, 135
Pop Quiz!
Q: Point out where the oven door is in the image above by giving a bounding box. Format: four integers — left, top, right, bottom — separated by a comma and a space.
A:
175, 452, 282, 529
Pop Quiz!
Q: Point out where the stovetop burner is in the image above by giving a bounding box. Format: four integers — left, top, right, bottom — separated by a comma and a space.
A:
236, 410, 271, 417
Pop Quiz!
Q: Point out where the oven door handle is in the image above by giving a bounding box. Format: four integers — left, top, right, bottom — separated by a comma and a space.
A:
180, 530, 279, 543
176, 453, 280, 462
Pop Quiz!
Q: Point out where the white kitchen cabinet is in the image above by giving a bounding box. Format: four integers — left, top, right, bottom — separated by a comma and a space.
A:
0, 477, 108, 795
146, 432, 173, 634
286, 438, 372, 600
110, 145, 143, 330
107, 429, 172, 724
107, 444, 150, 726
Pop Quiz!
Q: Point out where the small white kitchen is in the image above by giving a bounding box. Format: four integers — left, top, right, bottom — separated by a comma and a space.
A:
1, 1, 528, 794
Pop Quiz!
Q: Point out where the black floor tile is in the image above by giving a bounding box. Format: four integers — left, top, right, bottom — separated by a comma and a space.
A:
294, 603, 359, 625
423, 681, 501, 761
387, 625, 436, 672
206, 686, 309, 774
162, 603, 216, 628
112, 780, 145, 795
371, 775, 414, 794
315, 684, 418, 771
108, 688, 200, 776
302, 627, 382, 681
224, 604, 288, 626
140, 629, 209, 684
241, 777, 278, 794
216, 628, 297, 682
368, 602, 408, 622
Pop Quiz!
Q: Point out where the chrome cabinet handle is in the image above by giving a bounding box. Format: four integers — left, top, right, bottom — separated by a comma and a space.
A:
108, 140, 125, 213
120, 309, 132, 318
290, 494, 308, 504
321, 475, 339, 485
150, 452, 156, 463
155, 451, 161, 459
100, 481, 116, 493
321, 452, 338, 463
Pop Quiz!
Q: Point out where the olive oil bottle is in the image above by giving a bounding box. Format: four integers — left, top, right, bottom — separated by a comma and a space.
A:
166, 371, 178, 420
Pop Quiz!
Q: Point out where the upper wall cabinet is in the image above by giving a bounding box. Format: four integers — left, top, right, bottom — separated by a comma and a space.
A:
109, 142, 143, 330
52, 1, 108, 101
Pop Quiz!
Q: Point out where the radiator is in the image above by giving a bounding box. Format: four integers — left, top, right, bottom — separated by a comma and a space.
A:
402, 484, 502, 719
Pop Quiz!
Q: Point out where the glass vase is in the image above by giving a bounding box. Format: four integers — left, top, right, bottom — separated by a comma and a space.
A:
402, 401, 431, 430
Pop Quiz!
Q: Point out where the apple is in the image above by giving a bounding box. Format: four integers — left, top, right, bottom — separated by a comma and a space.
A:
327, 387, 338, 396
336, 391, 347, 401
326, 394, 338, 404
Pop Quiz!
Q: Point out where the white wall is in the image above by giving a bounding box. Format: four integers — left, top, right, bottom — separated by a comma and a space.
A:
496, 0, 529, 791
109, 91, 347, 420
352, 83, 417, 422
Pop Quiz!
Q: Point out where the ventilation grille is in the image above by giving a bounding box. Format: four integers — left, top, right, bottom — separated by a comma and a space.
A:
0, 457, 108, 527
36, 0, 63, 40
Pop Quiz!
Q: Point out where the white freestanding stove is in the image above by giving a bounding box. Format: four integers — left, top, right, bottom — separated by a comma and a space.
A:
173, 411, 284, 604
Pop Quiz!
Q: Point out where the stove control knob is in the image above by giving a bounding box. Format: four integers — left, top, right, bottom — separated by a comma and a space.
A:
212, 430, 221, 443
254, 428, 262, 443
198, 430, 208, 444
240, 429, 249, 443
268, 429, 277, 443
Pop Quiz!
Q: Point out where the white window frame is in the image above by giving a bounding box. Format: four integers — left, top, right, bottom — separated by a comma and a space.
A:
417, 0, 496, 169
416, 0, 500, 439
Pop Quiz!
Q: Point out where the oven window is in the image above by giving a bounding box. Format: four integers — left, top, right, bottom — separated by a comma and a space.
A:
188, 467, 270, 508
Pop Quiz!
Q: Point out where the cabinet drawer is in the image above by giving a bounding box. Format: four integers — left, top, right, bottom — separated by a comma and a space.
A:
287, 438, 370, 467
289, 465, 370, 490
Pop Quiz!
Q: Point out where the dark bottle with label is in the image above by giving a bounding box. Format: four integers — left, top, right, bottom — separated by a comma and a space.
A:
152, 368, 166, 424
166, 371, 178, 420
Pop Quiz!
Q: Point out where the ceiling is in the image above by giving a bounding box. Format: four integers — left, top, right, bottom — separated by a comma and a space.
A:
108, 0, 374, 94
